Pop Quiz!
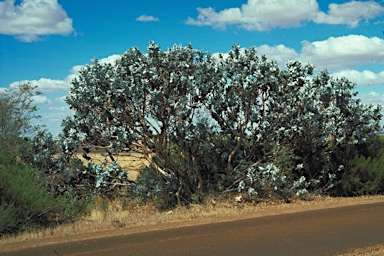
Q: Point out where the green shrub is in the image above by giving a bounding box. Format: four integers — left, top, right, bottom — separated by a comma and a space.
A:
61, 186, 94, 220
337, 136, 384, 196
341, 154, 384, 196
0, 150, 65, 236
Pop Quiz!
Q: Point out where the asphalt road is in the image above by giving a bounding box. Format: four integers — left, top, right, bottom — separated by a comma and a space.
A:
3, 201, 384, 256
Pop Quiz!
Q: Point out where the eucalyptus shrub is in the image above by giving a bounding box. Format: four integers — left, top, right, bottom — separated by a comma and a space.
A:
62, 41, 382, 204
207, 46, 381, 196
64, 42, 218, 197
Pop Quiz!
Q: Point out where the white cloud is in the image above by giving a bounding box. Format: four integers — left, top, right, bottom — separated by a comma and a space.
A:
213, 35, 384, 71
65, 65, 83, 85
300, 35, 384, 70
212, 44, 299, 67
331, 70, 384, 86
186, 7, 243, 29
49, 106, 68, 111
214, 35, 383, 72
98, 54, 121, 65
254, 44, 300, 66
314, 1, 384, 27
43, 110, 72, 125
186, 1, 317, 30
358, 91, 384, 106
9, 78, 69, 93
0, 0, 74, 42
210, 35, 384, 101
136, 15, 159, 22
31, 95, 51, 105
186, 0, 384, 30
6, 53, 122, 96
55, 95, 67, 103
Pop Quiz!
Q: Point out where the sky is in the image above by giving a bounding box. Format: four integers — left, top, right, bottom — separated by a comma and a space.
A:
1, 0, 384, 136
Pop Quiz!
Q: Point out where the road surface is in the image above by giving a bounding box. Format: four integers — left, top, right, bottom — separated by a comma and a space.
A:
2, 201, 384, 256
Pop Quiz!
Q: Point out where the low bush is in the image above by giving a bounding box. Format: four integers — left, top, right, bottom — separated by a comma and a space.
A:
130, 165, 191, 211
341, 154, 384, 196
340, 137, 384, 196
0, 148, 96, 236
0, 150, 64, 235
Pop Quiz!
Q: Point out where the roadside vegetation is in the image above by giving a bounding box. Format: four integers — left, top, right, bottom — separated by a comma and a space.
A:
1, 42, 383, 239
337, 244, 384, 256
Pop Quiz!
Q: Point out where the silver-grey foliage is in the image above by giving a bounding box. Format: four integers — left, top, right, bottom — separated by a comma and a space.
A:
62, 42, 382, 199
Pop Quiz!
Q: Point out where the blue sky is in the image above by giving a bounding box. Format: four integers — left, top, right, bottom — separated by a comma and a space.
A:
1, 0, 384, 136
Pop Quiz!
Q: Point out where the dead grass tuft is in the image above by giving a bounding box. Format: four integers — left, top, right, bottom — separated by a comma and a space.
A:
335, 244, 384, 256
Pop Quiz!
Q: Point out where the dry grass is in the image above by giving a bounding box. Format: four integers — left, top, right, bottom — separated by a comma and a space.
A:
1, 195, 384, 252
335, 244, 384, 256
75, 152, 149, 180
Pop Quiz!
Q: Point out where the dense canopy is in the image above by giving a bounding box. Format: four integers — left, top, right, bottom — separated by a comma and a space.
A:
62, 41, 382, 201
